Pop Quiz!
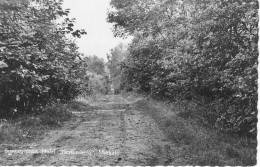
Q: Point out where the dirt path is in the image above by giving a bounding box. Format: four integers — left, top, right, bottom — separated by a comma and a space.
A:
0, 95, 177, 166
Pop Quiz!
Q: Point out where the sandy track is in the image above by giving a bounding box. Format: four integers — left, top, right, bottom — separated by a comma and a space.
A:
0, 95, 175, 166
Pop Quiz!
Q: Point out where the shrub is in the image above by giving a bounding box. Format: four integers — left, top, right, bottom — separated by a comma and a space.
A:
0, 0, 87, 118
108, 0, 258, 136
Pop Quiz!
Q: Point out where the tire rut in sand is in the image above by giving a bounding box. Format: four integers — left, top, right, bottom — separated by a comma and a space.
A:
116, 109, 127, 164
2, 95, 178, 165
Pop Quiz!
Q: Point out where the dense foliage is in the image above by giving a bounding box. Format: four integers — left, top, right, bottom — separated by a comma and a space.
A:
108, 0, 258, 136
107, 43, 129, 93
83, 55, 110, 95
86, 55, 106, 75
0, 0, 87, 118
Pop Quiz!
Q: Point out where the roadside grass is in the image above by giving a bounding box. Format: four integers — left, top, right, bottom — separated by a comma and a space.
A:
133, 98, 256, 166
0, 121, 24, 144
121, 91, 145, 103
68, 100, 94, 111
0, 99, 90, 144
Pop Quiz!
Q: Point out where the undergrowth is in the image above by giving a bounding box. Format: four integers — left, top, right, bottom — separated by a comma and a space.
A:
133, 98, 256, 166
0, 100, 87, 144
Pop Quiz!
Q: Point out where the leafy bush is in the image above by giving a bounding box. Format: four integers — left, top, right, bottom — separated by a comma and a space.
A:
87, 72, 110, 95
108, 0, 258, 136
0, 0, 87, 118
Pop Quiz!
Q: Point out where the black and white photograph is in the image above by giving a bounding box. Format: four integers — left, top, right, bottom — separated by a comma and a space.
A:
0, 0, 258, 166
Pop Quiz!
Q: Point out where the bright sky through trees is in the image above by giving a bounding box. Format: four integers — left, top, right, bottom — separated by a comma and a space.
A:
63, 0, 131, 60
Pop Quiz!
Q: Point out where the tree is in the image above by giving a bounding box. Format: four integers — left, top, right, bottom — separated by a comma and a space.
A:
107, 43, 129, 92
0, 0, 87, 117
85, 55, 105, 75
107, 0, 258, 136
